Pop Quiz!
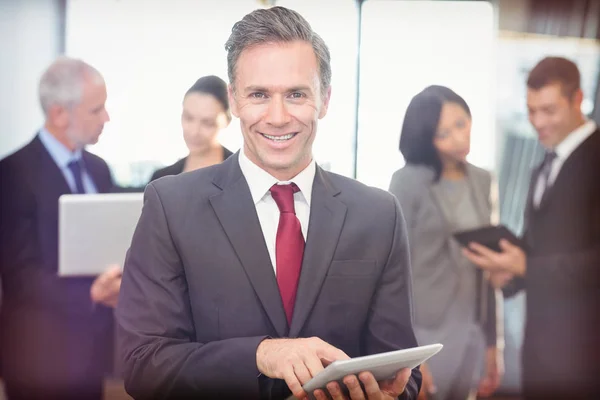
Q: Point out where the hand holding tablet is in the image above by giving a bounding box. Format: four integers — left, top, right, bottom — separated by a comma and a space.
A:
453, 225, 523, 252
285, 343, 443, 400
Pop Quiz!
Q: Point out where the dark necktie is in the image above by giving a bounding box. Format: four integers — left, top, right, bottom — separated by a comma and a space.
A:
270, 183, 304, 325
67, 159, 86, 194
538, 151, 557, 205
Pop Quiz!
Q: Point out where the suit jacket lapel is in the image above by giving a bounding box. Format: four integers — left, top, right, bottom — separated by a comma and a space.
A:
31, 135, 72, 196
209, 155, 288, 337
538, 132, 594, 211
82, 152, 109, 193
524, 164, 541, 220
289, 168, 347, 337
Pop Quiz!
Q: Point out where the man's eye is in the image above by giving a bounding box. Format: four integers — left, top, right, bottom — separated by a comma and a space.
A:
250, 92, 266, 99
289, 92, 304, 99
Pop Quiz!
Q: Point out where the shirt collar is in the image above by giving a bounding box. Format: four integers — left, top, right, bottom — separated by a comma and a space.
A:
38, 127, 83, 169
238, 149, 316, 207
554, 119, 597, 160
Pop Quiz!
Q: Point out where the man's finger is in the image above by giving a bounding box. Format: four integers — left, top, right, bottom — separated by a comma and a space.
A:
105, 264, 122, 276
293, 363, 314, 386
462, 249, 493, 269
304, 353, 326, 381
314, 389, 329, 400
327, 381, 347, 400
499, 239, 518, 252
380, 368, 410, 398
358, 371, 381, 399
283, 366, 305, 400
319, 345, 350, 364
343, 375, 365, 400
468, 242, 499, 257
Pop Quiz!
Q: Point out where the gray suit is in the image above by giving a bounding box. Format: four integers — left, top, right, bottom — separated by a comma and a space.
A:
116, 153, 422, 399
389, 163, 502, 400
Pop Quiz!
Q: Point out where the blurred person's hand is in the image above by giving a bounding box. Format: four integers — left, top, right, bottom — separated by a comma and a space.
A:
477, 346, 503, 397
417, 362, 436, 400
463, 239, 526, 276
90, 264, 122, 308
489, 271, 514, 289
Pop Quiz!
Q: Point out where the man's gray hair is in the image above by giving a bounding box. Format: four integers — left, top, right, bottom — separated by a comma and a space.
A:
225, 6, 331, 96
38, 56, 104, 115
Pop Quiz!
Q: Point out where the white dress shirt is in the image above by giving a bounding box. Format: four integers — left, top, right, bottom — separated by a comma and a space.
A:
238, 150, 315, 273
534, 120, 597, 207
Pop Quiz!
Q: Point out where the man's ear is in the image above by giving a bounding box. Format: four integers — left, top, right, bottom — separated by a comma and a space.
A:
48, 104, 70, 129
318, 86, 332, 120
570, 88, 584, 109
228, 85, 239, 118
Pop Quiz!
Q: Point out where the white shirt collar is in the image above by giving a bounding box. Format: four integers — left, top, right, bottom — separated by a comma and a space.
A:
38, 127, 83, 169
554, 119, 597, 160
238, 149, 316, 206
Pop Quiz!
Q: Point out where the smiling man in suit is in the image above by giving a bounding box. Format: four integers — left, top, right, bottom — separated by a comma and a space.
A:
464, 57, 600, 399
116, 6, 421, 400
0, 56, 122, 400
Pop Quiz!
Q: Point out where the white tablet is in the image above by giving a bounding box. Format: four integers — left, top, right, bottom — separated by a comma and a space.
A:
58, 193, 143, 276
302, 343, 443, 396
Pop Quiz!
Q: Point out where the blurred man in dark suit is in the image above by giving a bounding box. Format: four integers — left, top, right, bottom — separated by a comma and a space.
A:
464, 57, 600, 399
0, 56, 122, 400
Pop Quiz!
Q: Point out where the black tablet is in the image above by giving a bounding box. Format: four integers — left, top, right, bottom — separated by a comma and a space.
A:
453, 225, 523, 252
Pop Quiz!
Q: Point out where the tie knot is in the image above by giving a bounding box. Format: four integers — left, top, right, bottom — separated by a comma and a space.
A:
67, 159, 82, 173
270, 183, 300, 214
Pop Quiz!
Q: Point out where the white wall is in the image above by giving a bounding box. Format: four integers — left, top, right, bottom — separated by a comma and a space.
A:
0, 0, 62, 159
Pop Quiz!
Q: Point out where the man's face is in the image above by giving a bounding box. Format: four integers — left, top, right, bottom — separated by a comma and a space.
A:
229, 41, 330, 180
65, 74, 110, 149
527, 82, 582, 149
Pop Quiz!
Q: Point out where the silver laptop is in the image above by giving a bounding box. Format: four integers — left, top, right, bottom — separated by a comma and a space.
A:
59, 193, 143, 276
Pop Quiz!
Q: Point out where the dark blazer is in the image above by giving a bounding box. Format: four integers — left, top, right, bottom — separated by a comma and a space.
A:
507, 129, 600, 399
389, 163, 501, 347
0, 135, 115, 398
116, 153, 422, 399
149, 146, 233, 182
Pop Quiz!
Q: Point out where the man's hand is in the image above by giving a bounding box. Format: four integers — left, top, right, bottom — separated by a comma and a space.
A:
90, 264, 122, 308
463, 239, 526, 276
314, 368, 411, 400
417, 362, 435, 400
477, 346, 503, 397
256, 337, 350, 399
489, 271, 514, 289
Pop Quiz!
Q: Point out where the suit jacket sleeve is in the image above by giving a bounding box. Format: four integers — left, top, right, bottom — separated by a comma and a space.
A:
364, 193, 422, 400
116, 183, 267, 399
388, 170, 418, 235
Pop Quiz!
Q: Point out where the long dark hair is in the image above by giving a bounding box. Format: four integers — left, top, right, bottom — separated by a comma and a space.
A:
399, 85, 471, 180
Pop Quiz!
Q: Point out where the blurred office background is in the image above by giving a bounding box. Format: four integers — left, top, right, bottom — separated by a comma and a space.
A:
1, 0, 599, 399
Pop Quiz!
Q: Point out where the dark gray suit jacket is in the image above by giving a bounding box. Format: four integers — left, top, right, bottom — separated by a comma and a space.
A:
507, 129, 600, 399
0, 135, 115, 393
116, 153, 422, 399
389, 163, 501, 347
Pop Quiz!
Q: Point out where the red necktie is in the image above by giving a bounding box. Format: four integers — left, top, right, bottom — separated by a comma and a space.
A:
270, 183, 304, 325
